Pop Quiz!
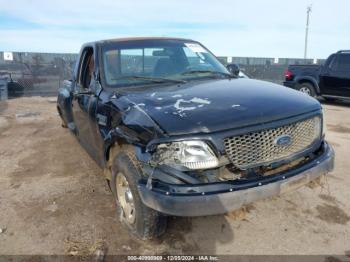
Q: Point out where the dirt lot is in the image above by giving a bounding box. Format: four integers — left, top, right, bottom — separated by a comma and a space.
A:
0, 97, 349, 257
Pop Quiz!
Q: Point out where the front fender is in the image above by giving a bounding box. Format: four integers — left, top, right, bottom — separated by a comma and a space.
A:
57, 80, 74, 127
101, 96, 168, 167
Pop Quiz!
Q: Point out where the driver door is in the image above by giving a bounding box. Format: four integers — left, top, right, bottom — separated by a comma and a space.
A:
72, 47, 102, 163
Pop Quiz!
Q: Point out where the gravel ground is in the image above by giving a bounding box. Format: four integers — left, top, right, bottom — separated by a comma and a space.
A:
0, 97, 349, 257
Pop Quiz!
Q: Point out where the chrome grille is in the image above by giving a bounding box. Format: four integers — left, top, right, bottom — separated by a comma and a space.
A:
224, 117, 321, 169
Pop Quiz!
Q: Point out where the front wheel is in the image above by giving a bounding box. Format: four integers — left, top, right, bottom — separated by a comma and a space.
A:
296, 82, 316, 97
110, 151, 167, 239
57, 107, 67, 128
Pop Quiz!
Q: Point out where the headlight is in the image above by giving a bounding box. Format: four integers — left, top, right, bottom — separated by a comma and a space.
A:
153, 140, 219, 170
313, 116, 322, 141
322, 112, 327, 138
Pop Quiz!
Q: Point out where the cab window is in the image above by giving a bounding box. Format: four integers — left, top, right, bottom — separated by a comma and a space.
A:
78, 47, 94, 89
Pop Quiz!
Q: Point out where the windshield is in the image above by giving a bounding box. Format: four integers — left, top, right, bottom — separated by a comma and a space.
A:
101, 39, 230, 87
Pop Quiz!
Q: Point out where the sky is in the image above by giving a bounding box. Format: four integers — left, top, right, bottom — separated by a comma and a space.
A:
0, 0, 349, 58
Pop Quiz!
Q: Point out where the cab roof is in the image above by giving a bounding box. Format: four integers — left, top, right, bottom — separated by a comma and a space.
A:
98, 37, 195, 44
79, 37, 198, 54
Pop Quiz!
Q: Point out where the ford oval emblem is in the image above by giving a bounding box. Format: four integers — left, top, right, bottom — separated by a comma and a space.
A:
274, 135, 292, 146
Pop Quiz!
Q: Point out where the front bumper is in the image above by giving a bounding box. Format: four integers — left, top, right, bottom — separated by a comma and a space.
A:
138, 142, 334, 216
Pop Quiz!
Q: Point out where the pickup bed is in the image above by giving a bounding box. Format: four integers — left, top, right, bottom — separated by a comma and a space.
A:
57, 37, 334, 239
284, 50, 350, 99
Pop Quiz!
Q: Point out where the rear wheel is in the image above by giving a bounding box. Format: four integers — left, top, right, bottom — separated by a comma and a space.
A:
296, 82, 316, 97
110, 151, 167, 239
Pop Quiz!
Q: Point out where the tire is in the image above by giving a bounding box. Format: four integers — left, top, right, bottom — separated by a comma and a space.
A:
110, 151, 167, 239
57, 107, 68, 128
296, 82, 316, 97
61, 121, 68, 128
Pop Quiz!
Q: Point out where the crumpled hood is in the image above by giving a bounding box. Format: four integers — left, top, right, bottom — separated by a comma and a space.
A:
113, 78, 321, 136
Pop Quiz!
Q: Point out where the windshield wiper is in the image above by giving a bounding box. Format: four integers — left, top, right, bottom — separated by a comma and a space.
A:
181, 70, 233, 78
112, 75, 186, 84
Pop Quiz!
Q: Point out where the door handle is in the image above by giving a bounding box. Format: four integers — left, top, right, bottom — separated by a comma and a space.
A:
72, 91, 82, 98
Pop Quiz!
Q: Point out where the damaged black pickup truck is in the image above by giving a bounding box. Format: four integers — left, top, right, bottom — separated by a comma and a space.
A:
57, 37, 334, 239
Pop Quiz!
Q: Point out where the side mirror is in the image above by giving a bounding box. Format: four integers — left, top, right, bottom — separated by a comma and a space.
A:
88, 72, 101, 94
226, 63, 240, 77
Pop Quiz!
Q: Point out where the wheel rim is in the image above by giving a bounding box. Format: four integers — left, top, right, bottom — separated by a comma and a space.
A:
116, 172, 136, 225
299, 86, 311, 95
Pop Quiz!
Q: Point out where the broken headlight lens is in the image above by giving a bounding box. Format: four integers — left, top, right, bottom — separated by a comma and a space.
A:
154, 140, 219, 170
313, 116, 323, 141
321, 112, 327, 137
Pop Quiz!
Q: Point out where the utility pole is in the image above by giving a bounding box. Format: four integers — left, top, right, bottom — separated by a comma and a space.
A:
304, 5, 312, 59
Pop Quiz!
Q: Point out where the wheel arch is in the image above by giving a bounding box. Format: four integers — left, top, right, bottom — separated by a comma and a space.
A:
295, 76, 320, 94
103, 139, 136, 180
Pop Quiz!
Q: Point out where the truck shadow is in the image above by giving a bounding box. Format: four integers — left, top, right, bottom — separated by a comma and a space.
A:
319, 98, 350, 107
156, 212, 235, 255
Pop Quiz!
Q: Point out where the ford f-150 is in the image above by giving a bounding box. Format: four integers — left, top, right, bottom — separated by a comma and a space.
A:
57, 37, 334, 239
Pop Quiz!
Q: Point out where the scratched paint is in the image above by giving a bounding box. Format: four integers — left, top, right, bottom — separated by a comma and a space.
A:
173, 97, 211, 116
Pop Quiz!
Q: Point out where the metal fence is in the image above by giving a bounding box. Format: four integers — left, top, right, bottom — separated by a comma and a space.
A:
0, 51, 325, 100
0, 51, 77, 99
217, 56, 325, 84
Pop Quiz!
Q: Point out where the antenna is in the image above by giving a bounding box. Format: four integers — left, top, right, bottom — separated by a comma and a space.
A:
304, 5, 312, 59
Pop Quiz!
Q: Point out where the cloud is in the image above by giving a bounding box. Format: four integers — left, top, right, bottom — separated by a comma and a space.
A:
0, 0, 349, 58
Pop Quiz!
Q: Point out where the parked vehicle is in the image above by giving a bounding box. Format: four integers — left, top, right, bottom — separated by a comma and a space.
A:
57, 37, 334, 239
284, 50, 350, 100
0, 63, 35, 97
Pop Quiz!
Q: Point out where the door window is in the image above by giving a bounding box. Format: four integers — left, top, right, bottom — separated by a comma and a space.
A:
335, 54, 350, 72
327, 54, 336, 70
78, 48, 94, 89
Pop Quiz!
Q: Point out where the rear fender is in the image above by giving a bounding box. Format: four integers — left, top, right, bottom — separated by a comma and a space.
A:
295, 76, 320, 94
